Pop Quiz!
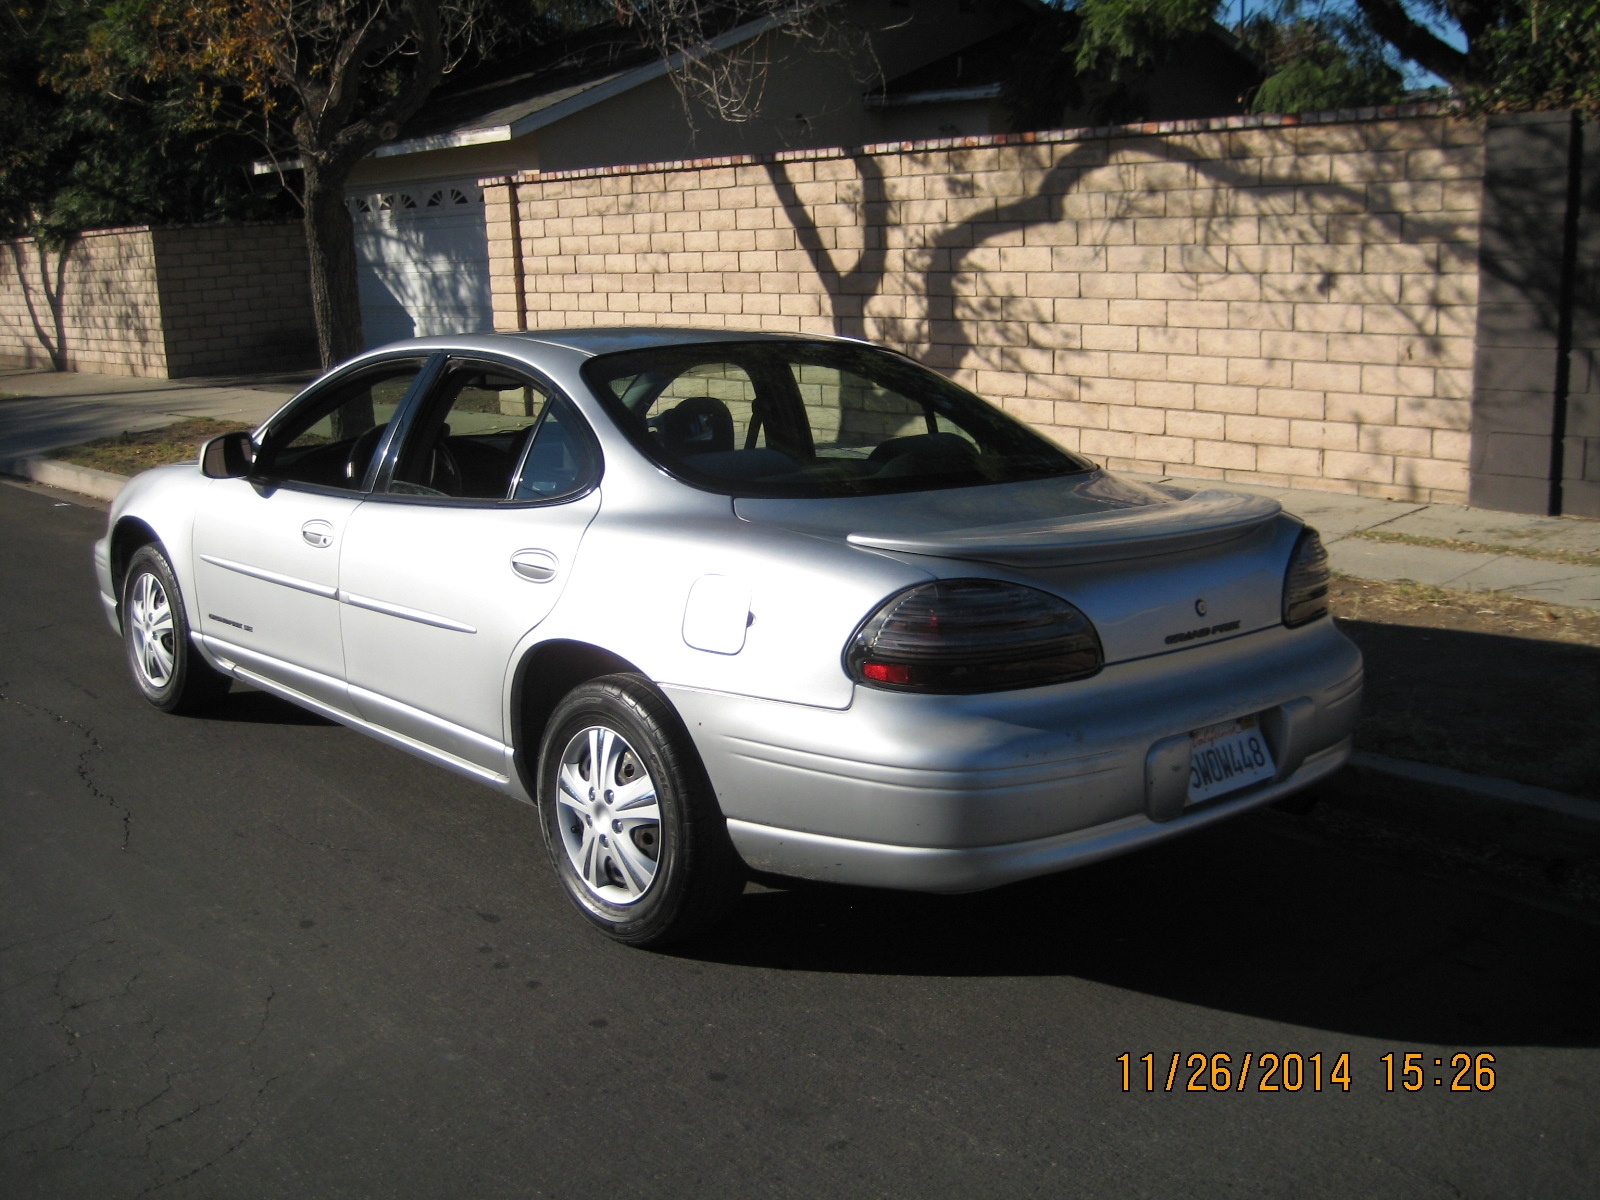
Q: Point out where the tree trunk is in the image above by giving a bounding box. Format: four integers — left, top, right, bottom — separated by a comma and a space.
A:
303, 165, 366, 367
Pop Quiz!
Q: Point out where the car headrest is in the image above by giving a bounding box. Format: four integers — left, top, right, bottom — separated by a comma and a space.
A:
654, 396, 736, 457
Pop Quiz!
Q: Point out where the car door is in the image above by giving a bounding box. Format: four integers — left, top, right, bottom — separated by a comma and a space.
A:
191, 357, 432, 710
336, 358, 602, 775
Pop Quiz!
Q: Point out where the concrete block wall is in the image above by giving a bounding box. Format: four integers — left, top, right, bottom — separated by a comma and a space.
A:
1467, 112, 1600, 518
486, 107, 1484, 503
0, 222, 314, 379
1573, 116, 1600, 518
154, 224, 317, 377
0, 228, 169, 375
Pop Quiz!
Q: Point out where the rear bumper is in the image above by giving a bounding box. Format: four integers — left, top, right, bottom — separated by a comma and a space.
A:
725, 739, 1349, 893
664, 619, 1361, 892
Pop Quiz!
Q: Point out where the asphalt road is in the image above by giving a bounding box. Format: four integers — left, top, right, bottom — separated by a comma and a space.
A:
3, 480, 1597, 1199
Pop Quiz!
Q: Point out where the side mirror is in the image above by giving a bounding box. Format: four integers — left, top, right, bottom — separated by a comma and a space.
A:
200, 431, 255, 479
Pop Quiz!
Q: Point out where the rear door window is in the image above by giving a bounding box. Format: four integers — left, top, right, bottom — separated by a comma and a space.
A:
380, 361, 597, 503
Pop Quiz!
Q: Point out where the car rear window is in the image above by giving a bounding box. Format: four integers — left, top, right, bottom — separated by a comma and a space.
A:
583, 340, 1093, 498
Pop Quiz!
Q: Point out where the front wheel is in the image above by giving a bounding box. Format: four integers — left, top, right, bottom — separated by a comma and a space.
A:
122, 544, 230, 714
537, 674, 743, 946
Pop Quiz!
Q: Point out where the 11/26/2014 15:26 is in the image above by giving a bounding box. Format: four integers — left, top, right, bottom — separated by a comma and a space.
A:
1117, 1052, 1499, 1092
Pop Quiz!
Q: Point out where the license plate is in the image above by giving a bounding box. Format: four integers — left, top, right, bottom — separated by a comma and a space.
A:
1188, 716, 1276, 803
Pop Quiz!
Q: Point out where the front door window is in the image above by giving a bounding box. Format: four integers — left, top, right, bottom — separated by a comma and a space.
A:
256, 361, 425, 491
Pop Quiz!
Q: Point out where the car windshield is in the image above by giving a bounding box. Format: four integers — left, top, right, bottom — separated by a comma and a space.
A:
583, 339, 1093, 498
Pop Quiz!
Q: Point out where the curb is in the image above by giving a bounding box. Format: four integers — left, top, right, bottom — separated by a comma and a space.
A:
1331, 753, 1600, 857
1351, 751, 1597, 821
1, 456, 127, 502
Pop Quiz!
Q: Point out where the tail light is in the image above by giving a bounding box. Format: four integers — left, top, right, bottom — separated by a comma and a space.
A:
847, 579, 1102, 693
1282, 527, 1331, 627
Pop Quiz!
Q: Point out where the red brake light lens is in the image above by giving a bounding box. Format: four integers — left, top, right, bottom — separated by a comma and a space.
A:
848, 579, 1103, 693
1282, 527, 1331, 627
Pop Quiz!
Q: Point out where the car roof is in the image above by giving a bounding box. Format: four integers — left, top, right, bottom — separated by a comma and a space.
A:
384, 327, 861, 361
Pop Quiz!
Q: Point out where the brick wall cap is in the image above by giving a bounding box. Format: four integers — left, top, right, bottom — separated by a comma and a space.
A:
479, 102, 1464, 189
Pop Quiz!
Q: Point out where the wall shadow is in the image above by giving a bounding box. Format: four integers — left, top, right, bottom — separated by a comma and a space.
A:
1337, 615, 1600, 799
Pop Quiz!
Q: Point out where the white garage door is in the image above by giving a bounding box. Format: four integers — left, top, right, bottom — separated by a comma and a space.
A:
348, 180, 492, 347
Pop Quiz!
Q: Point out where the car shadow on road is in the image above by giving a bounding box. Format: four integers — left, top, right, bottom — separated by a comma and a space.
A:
684, 808, 1600, 1048
202, 687, 337, 726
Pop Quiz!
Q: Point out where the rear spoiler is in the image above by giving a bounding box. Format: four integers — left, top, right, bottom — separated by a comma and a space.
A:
847, 490, 1284, 567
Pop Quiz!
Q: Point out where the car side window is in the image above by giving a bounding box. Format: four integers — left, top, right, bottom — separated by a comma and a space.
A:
512, 400, 595, 501
385, 364, 596, 503
256, 361, 424, 491
584, 340, 1085, 498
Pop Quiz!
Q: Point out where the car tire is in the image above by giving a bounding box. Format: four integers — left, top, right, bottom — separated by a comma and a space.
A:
122, 544, 230, 714
537, 673, 744, 946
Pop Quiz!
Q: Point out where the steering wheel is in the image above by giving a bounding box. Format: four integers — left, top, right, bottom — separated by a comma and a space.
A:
428, 435, 463, 495
343, 425, 387, 485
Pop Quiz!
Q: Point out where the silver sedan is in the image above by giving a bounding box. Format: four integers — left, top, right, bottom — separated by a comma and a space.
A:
95, 329, 1361, 945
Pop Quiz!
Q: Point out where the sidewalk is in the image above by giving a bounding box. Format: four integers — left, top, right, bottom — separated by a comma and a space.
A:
0, 364, 310, 503
0, 363, 305, 455
1146, 473, 1600, 613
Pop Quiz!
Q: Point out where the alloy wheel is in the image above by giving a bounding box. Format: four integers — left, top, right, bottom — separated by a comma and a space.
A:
555, 725, 663, 904
128, 570, 176, 690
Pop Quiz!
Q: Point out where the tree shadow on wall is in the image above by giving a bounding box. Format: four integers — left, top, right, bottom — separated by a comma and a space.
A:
5, 239, 73, 371
5, 235, 174, 376
763, 130, 1483, 400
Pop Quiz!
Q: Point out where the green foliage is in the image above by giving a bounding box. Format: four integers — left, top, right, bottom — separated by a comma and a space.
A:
1000, 0, 1237, 128
1072, 0, 1215, 76
1030, 0, 1600, 115
1007, 0, 1403, 122
0, 0, 293, 242
1240, 7, 1406, 112
0, 0, 600, 242
1252, 51, 1403, 109
1077, 0, 1408, 114
1466, 0, 1600, 114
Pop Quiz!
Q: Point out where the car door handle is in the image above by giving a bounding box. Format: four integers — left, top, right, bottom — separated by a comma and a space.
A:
302, 520, 335, 548
511, 549, 558, 583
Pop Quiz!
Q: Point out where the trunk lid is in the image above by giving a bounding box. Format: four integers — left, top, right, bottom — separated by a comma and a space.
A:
843, 488, 1281, 567
735, 472, 1295, 666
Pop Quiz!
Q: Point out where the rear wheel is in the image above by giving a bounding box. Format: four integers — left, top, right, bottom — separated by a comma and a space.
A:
537, 674, 743, 946
122, 544, 230, 714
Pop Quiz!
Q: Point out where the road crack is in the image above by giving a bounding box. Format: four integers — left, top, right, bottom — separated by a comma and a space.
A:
0, 680, 129, 849
267, 819, 367, 856
131, 986, 281, 1197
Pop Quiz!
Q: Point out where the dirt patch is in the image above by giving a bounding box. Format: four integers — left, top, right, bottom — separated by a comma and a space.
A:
1331, 576, 1600, 647
1347, 529, 1600, 569
50, 417, 256, 476
1330, 577, 1600, 799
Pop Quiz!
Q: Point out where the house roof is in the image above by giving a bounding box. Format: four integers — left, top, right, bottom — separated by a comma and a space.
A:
368, 10, 797, 160
865, 25, 1028, 108
867, 16, 1258, 111
251, 0, 1070, 175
